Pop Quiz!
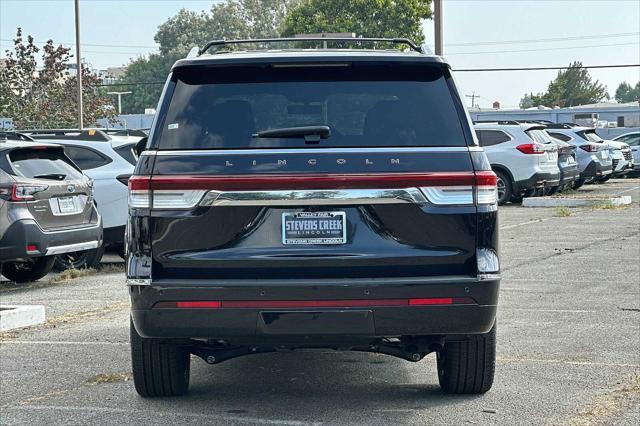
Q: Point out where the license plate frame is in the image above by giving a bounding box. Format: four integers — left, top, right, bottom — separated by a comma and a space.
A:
57, 196, 77, 214
282, 211, 347, 245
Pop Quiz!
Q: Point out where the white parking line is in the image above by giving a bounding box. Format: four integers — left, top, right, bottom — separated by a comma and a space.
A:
4, 405, 320, 425
0, 340, 128, 346
497, 357, 640, 368
617, 185, 640, 194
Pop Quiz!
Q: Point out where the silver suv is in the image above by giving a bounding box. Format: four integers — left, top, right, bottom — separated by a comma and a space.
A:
474, 121, 560, 204
0, 134, 102, 282
545, 125, 613, 188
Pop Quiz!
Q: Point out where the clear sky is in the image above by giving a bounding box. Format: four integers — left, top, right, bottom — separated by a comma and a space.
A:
1, 0, 639, 108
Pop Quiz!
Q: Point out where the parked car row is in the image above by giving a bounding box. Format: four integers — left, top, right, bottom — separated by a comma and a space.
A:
473, 121, 634, 205
0, 129, 146, 281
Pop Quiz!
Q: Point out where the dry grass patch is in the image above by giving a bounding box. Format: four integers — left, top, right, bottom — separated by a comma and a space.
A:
87, 372, 133, 385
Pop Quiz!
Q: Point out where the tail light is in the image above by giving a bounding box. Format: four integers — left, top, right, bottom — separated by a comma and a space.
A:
4, 183, 49, 201
516, 143, 545, 154
579, 144, 599, 153
128, 171, 498, 209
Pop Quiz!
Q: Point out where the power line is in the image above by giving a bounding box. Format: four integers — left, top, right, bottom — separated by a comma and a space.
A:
447, 41, 639, 55
2, 31, 638, 52
455, 63, 640, 72
445, 31, 640, 47
92, 64, 640, 87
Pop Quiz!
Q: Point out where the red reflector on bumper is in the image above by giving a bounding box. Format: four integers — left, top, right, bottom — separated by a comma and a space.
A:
175, 301, 221, 308
153, 298, 476, 309
26, 244, 37, 251
409, 297, 453, 305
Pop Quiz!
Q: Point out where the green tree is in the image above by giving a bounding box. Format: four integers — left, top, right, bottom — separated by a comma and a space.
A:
0, 28, 117, 129
117, 1, 295, 114
281, 0, 432, 44
519, 93, 535, 109
614, 81, 640, 103
530, 62, 608, 108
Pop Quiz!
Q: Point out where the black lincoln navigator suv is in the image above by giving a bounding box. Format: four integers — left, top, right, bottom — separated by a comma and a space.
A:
126, 38, 500, 397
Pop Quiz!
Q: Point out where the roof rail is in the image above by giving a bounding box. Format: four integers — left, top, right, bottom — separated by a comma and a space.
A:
20, 129, 111, 142
104, 129, 148, 137
0, 131, 36, 142
473, 120, 522, 125
543, 123, 575, 129
198, 37, 424, 56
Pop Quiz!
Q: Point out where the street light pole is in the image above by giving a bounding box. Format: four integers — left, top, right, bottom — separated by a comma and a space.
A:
107, 91, 132, 114
74, 0, 83, 129
434, 0, 443, 55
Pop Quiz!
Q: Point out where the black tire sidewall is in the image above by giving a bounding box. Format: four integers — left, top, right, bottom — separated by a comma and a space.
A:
1, 256, 56, 283
53, 246, 105, 271
495, 171, 512, 205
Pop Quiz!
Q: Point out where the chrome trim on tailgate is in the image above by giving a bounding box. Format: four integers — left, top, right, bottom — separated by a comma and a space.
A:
143, 147, 473, 156
199, 188, 428, 206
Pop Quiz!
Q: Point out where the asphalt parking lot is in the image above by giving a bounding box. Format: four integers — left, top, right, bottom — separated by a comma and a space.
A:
1, 179, 639, 425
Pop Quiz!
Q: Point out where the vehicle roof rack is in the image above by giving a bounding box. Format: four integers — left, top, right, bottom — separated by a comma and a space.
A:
105, 129, 148, 137
21, 129, 111, 142
473, 120, 522, 125
543, 123, 576, 129
198, 37, 424, 56
0, 131, 36, 142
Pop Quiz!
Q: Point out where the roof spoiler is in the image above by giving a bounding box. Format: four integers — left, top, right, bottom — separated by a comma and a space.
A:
0, 131, 36, 143
197, 37, 424, 56
20, 129, 111, 142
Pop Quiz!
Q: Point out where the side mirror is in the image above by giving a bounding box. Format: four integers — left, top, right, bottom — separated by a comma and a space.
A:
134, 137, 148, 158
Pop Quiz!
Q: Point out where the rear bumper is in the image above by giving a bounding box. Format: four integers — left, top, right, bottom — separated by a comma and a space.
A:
515, 170, 560, 192
559, 166, 580, 186
0, 218, 102, 263
581, 160, 612, 180
130, 276, 500, 340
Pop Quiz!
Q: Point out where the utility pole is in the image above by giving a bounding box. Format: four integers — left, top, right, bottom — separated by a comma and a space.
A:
466, 92, 480, 108
107, 91, 132, 114
434, 0, 443, 55
74, 0, 83, 129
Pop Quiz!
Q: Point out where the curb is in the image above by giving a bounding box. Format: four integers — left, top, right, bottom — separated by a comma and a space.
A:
0, 305, 46, 332
522, 195, 632, 208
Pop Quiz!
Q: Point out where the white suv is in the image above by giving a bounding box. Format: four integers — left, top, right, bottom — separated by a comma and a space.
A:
25, 129, 141, 268
474, 121, 560, 205
545, 125, 613, 188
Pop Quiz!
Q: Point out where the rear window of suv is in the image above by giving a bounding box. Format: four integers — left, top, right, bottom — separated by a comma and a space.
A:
155, 64, 468, 150
9, 148, 84, 180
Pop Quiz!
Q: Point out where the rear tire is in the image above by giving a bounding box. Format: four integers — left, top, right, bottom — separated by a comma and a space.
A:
572, 179, 585, 190
596, 175, 612, 183
1, 256, 56, 283
494, 171, 512, 206
53, 246, 104, 271
130, 319, 191, 397
437, 323, 496, 394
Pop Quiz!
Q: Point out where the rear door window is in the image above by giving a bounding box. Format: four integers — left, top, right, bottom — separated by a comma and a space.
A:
476, 129, 511, 147
64, 146, 112, 170
156, 64, 468, 150
9, 149, 84, 180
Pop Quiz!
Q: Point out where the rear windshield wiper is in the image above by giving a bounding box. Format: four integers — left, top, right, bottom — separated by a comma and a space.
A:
33, 173, 66, 180
253, 126, 331, 144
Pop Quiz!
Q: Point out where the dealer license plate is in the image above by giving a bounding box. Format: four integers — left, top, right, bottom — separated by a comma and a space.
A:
57, 196, 77, 213
282, 212, 346, 245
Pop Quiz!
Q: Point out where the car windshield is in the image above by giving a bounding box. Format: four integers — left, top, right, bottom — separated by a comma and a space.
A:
156, 64, 468, 150
618, 134, 640, 146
